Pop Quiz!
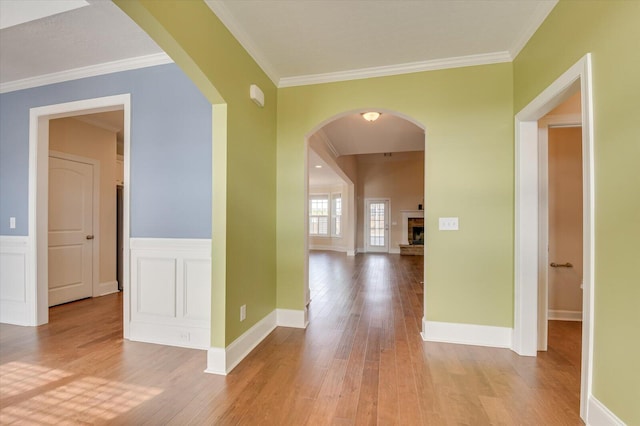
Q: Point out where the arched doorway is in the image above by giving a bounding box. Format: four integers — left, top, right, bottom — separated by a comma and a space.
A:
304, 109, 427, 327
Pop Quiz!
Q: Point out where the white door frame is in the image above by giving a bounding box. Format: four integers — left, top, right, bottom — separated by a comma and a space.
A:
28, 94, 131, 339
364, 198, 391, 253
513, 54, 594, 420
48, 151, 101, 304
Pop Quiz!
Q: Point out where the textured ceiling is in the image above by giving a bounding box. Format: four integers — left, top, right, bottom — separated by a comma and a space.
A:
0, 0, 162, 84
206, 0, 557, 84
0, 1, 557, 87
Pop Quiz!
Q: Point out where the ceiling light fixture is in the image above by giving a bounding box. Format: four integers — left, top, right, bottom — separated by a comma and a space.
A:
361, 112, 381, 122
315, 165, 322, 168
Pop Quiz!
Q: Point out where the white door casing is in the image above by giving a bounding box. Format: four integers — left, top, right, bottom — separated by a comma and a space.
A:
514, 54, 594, 421
48, 155, 97, 306
365, 199, 390, 253
28, 94, 130, 331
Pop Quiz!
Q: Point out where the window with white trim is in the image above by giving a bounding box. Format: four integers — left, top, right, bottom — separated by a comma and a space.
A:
309, 194, 329, 235
331, 193, 342, 237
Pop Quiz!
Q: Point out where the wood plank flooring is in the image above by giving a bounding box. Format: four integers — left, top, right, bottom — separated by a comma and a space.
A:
0, 251, 583, 425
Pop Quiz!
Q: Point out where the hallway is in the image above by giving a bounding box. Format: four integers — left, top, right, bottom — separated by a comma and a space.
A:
0, 252, 582, 424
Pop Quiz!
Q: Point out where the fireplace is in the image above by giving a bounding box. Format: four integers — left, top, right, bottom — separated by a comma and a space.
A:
408, 218, 424, 245
399, 210, 424, 255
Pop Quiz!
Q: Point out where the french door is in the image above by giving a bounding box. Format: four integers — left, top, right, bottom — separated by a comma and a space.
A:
365, 199, 389, 253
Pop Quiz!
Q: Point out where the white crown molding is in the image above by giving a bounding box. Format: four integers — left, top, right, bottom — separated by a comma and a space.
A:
278, 51, 512, 88
0, 53, 173, 94
509, 0, 558, 60
316, 129, 340, 157
204, 0, 280, 86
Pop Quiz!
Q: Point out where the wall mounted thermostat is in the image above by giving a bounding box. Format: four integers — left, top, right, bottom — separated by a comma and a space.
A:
250, 84, 264, 107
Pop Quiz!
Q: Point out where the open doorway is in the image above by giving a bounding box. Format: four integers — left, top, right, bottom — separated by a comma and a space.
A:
535, 91, 584, 414
305, 110, 426, 317
514, 55, 594, 420
537, 91, 583, 350
28, 94, 131, 335
47, 111, 125, 308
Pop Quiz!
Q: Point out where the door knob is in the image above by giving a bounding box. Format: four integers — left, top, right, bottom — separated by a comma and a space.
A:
86, 235, 94, 240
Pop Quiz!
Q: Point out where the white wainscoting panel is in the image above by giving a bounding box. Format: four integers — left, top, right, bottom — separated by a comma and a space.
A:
129, 238, 211, 349
135, 257, 176, 317
183, 259, 211, 321
0, 236, 32, 325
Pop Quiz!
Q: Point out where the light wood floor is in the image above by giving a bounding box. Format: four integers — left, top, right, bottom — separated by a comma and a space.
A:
0, 252, 583, 425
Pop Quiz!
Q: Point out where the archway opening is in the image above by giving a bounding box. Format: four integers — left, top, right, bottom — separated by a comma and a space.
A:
304, 109, 427, 329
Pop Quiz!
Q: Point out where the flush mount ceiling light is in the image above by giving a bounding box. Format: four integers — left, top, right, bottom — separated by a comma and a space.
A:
361, 112, 381, 122
314, 165, 322, 168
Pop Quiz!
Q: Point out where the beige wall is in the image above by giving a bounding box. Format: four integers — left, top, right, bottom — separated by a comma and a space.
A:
548, 91, 581, 116
49, 118, 117, 287
548, 126, 583, 313
356, 151, 424, 251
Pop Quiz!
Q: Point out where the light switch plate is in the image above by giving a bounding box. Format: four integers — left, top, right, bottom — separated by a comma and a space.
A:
9, 217, 16, 229
439, 217, 459, 231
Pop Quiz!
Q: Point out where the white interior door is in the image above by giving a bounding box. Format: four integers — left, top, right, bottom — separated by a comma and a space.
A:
366, 199, 389, 253
48, 156, 94, 306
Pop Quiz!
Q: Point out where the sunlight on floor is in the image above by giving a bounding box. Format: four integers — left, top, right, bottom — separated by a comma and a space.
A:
0, 362, 73, 397
0, 361, 163, 423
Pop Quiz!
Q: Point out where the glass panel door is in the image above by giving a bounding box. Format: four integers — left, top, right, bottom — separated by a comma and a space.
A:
366, 199, 389, 252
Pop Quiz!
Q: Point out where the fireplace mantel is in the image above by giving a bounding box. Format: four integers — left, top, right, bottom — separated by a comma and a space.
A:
400, 210, 424, 245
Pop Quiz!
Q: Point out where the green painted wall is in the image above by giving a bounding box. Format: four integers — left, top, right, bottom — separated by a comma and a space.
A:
277, 64, 515, 327
514, 1, 640, 423
115, 0, 278, 346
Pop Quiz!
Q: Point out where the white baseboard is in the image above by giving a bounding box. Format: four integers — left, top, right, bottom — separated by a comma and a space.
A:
277, 308, 308, 328
96, 280, 119, 297
389, 247, 400, 254
347, 250, 356, 257
588, 395, 626, 426
421, 318, 512, 349
206, 310, 277, 375
309, 244, 346, 253
129, 321, 210, 350
549, 309, 582, 321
